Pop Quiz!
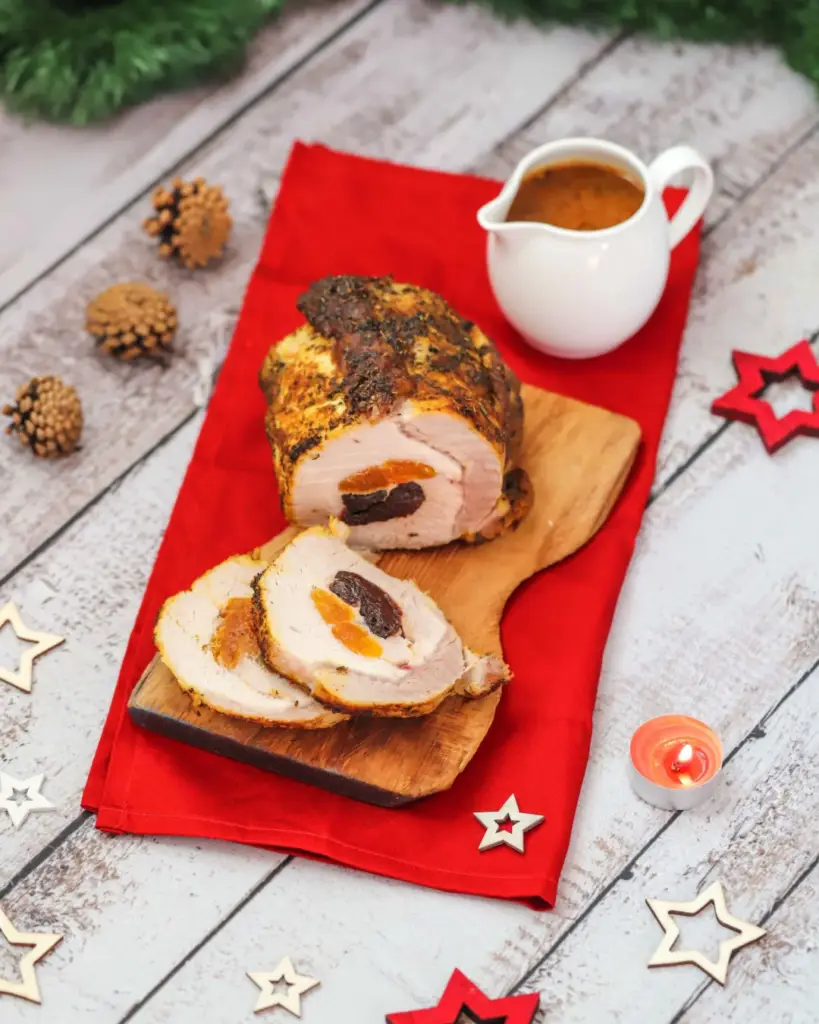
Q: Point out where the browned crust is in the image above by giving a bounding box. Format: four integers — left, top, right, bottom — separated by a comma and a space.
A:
153, 560, 349, 729
252, 569, 445, 717
461, 467, 534, 545
309, 677, 452, 718
172, 676, 346, 729
252, 559, 471, 718
154, 609, 347, 729
458, 669, 509, 700
249, 570, 313, 692
250, 524, 512, 716
258, 276, 524, 521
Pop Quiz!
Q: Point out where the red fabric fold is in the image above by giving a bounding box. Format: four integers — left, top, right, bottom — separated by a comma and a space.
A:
82, 142, 701, 908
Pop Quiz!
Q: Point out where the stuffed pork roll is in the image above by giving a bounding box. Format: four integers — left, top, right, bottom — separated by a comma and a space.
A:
155, 555, 348, 728
252, 521, 507, 717
259, 275, 529, 550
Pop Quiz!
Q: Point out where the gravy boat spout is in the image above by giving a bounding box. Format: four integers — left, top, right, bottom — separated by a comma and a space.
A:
476, 192, 519, 235
475, 136, 714, 359
476, 142, 563, 236
476, 169, 533, 237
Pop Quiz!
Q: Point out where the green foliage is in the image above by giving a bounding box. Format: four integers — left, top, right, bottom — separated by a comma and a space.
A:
0, 0, 281, 124
3, 0, 819, 125
444, 0, 819, 81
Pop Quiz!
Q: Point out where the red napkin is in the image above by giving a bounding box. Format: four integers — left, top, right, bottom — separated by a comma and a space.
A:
83, 143, 701, 908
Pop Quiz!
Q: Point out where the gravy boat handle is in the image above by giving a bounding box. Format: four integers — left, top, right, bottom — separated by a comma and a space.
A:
647, 145, 714, 249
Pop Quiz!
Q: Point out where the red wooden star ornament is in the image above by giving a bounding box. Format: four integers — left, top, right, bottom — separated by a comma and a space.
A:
385, 969, 540, 1023
711, 340, 819, 453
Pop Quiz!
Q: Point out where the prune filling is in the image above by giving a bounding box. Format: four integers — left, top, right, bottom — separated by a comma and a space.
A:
329, 571, 404, 638
340, 481, 425, 525
340, 489, 388, 518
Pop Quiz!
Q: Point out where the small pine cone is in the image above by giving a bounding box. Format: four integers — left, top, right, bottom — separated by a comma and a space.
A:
3, 377, 83, 458
143, 176, 232, 269
86, 282, 177, 362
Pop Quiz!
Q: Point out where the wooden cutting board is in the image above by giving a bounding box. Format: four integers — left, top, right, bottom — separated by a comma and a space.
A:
129, 384, 640, 806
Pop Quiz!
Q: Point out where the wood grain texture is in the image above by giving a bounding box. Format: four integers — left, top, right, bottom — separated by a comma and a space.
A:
656, 133, 819, 484
0, 827, 285, 1022
3, 14, 818, 593
516, 662, 819, 1023
128, 386, 640, 805
0, 15, 817, 1023
1, 356, 817, 1022
682, 864, 818, 1023
476, 38, 819, 487
0, 0, 610, 583
480, 37, 819, 227
0, 417, 200, 886
0, 0, 375, 306
115, 659, 819, 1023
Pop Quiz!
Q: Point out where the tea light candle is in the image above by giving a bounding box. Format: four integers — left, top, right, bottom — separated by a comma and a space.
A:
629, 715, 723, 810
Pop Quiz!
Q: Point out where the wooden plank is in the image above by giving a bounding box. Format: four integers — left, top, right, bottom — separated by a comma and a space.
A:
0, 828, 286, 1022
128, 386, 640, 807
1, 27, 818, 1020
681, 863, 818, 1023
108, 664, 819, 1024
513, 663, 819, 1022
0, 0, 376, 306
475, 39, 819, 486
0, 0, 610, 582
2, 27, 818, 588
0, 417, 200, 885
479, 36, 819, 227
655, 133, 819, 484
1, 350, 817, 1019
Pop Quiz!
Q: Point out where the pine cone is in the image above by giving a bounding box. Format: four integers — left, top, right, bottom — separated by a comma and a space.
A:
3, 377, 83, 458
143, 176, 231, 269
86, 282, 177, 361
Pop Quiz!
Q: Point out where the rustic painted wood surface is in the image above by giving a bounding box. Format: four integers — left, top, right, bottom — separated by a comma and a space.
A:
0, 3, 816, 1021
0, 0, 376, 307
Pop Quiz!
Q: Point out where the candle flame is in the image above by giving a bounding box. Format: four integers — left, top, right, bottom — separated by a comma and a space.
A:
671, 743, 694, 773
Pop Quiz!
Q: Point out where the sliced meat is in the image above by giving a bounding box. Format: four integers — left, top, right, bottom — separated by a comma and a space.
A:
252, 521, 508, 716
284, 414, 465, 549
155, 555, 348, 728
258, 275, 528, 549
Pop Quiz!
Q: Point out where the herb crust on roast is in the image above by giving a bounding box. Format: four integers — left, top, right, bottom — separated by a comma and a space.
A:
259, 275, 528, 549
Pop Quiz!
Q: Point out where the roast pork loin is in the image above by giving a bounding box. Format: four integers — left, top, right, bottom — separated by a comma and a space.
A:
252, 521, 507, 717
155, 555, 348, 728
259, 275, 528, 550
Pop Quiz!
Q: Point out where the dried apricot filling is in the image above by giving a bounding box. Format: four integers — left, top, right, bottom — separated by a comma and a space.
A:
211, 597, 259, 668
311, 587, 355, 626
339, 460, 436, 492
330, 621, 383, 658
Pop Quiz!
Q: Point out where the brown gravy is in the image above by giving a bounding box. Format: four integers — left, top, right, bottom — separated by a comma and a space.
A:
506, 160, 644, 232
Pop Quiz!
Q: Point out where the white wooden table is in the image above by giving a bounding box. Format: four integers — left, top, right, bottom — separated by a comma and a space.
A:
0, 3, 817, 1020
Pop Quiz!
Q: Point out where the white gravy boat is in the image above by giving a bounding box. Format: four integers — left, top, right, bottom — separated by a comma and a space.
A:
477, 138, 714, 359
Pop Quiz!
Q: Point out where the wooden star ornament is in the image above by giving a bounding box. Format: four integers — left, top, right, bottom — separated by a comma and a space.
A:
646, 881, 766, 985
248, 956, 319, 1016
0, 908, 62, 1004
474, 794, 544, 853
0, 603, 64, 694
0, 773, 54, 828
386, 968, 540, 1023
711, 340, 819, 453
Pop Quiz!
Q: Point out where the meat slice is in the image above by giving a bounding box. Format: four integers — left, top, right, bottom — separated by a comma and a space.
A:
258, 275, 528, 549
155, 555, 348, 728
252, 521, 507, 716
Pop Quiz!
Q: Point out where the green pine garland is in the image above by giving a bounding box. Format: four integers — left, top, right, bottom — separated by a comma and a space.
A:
0, 0, 281, 125
444, 0, 819, 83
2, 0, 819, 125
